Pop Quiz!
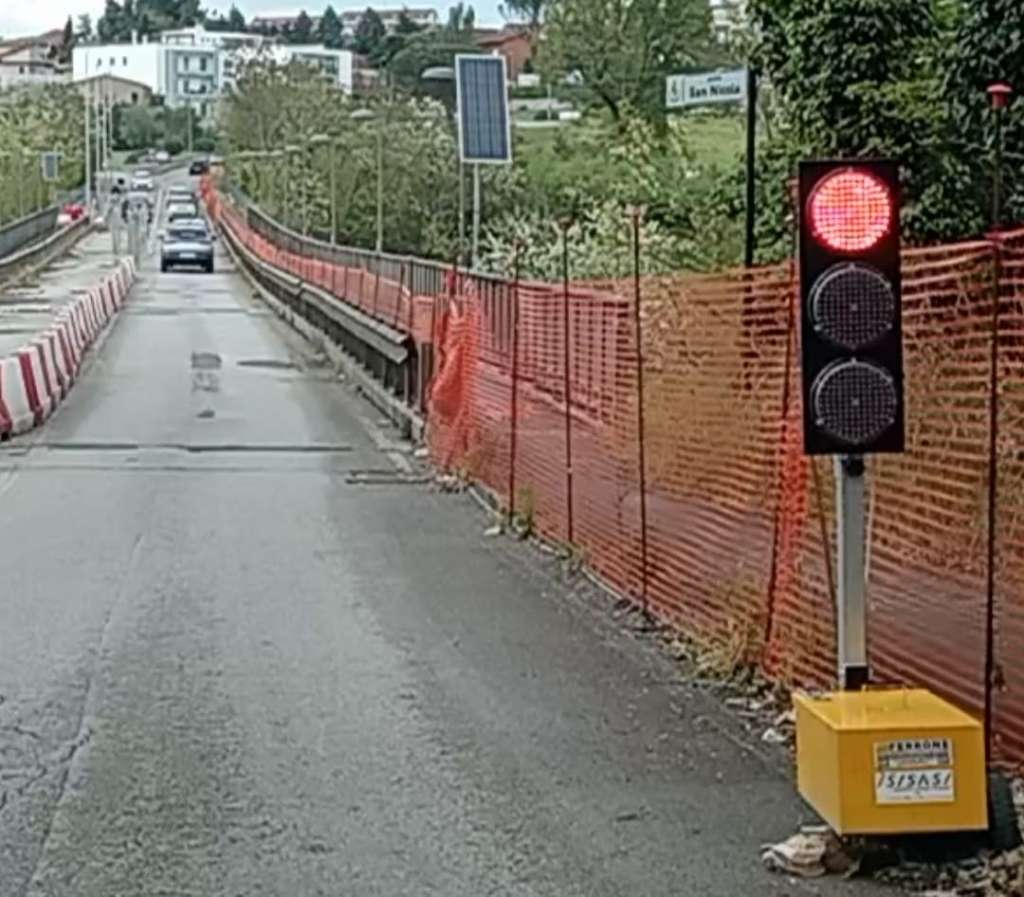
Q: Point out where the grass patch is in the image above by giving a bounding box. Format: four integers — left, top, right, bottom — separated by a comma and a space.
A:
674, 112, 746, 167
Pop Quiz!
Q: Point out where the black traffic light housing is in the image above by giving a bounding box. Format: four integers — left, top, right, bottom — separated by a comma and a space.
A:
798, 160, 905, 456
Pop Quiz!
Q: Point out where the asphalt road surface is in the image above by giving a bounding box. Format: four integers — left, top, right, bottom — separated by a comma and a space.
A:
0, 176, 872, 897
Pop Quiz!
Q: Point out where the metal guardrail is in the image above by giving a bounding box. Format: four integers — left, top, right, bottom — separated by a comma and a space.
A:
218, 207, 422, 437
239, 190, 509, 303
0, 218, 90, 285
0, 206, 60, 262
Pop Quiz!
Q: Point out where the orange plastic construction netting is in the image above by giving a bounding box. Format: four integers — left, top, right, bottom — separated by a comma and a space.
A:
206, 180, 1024, 764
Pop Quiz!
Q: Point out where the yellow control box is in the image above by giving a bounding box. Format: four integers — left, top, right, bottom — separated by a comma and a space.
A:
794, 688, 987, 835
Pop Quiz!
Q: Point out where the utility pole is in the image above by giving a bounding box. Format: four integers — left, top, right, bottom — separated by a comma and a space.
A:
375, 123, 384, 253
84, 82, 92, 216
107, 90, 115, 168
471, 163, 480, 269
94, 86, 102, 182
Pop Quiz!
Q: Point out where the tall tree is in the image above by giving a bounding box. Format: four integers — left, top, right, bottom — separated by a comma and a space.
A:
76, 13, 94, 40
746, 0, 996, 247
388, 29, 479, 92
540, 0, 719, 122
943, 0, 1024, 229
396, 10, 426, 35
290, 10, 314, 44
97, 0, 124, 41
501, 0, 547, 28
353, 8, 386, 56
59, 16, 75, 64
227, 4, 246, 31
318, 5, 343, 48
446, 3, 476, 33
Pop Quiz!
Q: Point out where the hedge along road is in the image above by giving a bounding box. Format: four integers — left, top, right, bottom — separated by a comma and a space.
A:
0, 171, 877, 897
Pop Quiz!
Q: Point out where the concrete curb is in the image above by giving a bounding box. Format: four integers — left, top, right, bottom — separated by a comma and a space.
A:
0, 256, 136, 440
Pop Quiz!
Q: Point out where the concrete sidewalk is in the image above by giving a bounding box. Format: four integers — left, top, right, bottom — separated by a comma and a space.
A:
0, 231, 127, 359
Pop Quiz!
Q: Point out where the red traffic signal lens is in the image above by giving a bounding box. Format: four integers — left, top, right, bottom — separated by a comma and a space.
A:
808, 169, 893, 253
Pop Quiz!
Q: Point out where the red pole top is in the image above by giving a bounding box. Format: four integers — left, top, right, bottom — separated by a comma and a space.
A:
988, 82, 1013, 109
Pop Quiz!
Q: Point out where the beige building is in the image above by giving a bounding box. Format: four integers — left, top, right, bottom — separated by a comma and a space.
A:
74, 73, 154, 106
0, 30, 70, 90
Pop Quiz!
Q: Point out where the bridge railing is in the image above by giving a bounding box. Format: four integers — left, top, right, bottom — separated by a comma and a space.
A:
0, 206, 60, 262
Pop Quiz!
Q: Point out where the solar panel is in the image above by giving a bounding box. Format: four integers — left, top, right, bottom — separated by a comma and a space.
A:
456, 54, 512, 165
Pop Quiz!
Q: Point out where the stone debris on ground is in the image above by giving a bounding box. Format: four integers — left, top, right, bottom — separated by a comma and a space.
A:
760, 826, 856, 878
873, 847, 1023, 895
762, 778, 1024, 895
434, 473, 465, 493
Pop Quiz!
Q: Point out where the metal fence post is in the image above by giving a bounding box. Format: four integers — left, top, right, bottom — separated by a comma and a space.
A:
631, 211, 650, 617
561, 221, 575, 545
509, 244, 521, 520
984, 239, 1004, 766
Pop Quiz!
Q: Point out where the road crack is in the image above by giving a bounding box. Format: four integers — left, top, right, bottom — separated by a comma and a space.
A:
18, 533, 144, 897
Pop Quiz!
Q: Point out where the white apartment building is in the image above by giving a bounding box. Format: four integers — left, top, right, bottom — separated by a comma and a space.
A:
709, 0, 746, 41
72, 27, 353, 120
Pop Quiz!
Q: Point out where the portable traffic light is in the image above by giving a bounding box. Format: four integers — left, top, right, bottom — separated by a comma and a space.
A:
798, 160, 905, 456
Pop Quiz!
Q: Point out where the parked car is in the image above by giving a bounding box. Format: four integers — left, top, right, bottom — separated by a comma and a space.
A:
155, 150, 171, 163
57, 202, 86, 225
160, 222, 214, 273
189, 158, 209, 176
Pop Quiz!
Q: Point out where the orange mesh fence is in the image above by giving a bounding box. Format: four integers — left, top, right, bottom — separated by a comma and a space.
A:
995, 228, 1024, 761
206, 179, 1024, 764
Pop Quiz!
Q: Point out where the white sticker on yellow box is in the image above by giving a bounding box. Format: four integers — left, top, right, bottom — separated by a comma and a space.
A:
875, 769, 955, 803
875, 738, 953, 771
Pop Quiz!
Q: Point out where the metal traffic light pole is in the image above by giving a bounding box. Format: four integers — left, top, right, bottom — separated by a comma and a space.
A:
835, 454, 869, 690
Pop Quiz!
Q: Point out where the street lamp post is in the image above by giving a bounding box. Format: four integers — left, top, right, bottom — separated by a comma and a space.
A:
310, 134, 340, 243
420, 66, 460, 263
351, 108, 384, 253
84, 82, 92, 216
285, 144, 301, 232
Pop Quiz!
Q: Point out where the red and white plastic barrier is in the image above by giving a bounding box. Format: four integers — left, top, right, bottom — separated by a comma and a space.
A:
0, 257, 136, 438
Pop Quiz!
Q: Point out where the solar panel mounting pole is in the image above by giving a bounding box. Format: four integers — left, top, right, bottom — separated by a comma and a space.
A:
471, 163, 481, 269
835, 454, 869, 691
458, 160, 466, 265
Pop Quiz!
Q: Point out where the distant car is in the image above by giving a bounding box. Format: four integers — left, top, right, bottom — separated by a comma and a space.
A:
167, 185, 196, 202
169, 217, 211, 235
57, 202, 86, 225
160, 222, 214, 273
155, 150, 171, 163
130, 177, 154, 193
166, 201, 200, 222
189, 158, 209, 176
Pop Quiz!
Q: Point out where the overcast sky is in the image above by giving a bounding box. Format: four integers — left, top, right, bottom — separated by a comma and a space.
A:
0, 1, 507, 39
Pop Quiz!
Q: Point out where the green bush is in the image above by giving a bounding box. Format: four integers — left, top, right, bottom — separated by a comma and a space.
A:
194, 136, 216, 153
164, 138, 185, 156
124, 150, 144, 164
510, 85, 546, 100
